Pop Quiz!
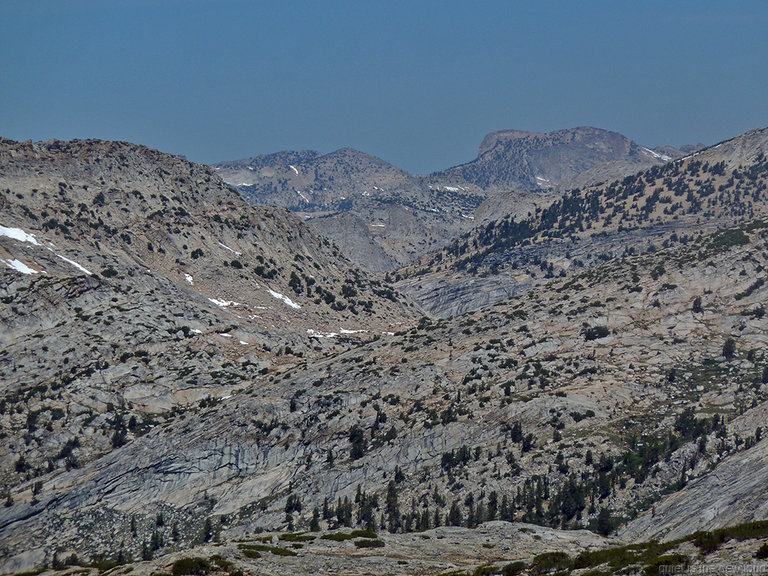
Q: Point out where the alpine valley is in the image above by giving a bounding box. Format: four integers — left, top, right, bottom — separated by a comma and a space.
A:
1, 126, 768, 576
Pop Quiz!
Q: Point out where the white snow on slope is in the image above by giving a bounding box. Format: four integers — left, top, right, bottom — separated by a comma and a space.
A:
340, 328, 367, 334
289, 165, 299, 175
185, 273, 194, 285
218, 242, 242, 256
0, 224, 40, 245
268, 289, 301, 309
307, 329, 338, 338
2, 259, 41, 275
55, 254, 92, 275
640, 146, 672, 162
208, 298, 240, 308
296, 190, 310, 203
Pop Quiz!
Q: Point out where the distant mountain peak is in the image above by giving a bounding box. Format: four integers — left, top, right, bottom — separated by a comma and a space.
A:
438, 126, 687, 192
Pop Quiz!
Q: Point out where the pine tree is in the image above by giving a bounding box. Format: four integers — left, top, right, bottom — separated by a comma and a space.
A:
386, 481, 400, 533
448, 501, 463, 526
419, 508, 431, 531
310, 507, 321, 531
487, 491, 498, 521
500, 494, 510, 521
202, 517, 213, 542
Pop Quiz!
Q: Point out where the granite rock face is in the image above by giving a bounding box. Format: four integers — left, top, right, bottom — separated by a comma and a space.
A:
400, 127, 768, 317
2, 132, 768, 573
215, 127, 688, 272
437, 126, 688, 192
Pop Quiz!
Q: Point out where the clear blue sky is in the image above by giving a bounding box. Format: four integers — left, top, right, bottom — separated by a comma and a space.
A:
1, 1, 767, 174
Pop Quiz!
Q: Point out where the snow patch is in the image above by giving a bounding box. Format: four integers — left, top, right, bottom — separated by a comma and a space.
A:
370, 224, 385, 228
640, 146, 671, 162
296, 190, 310, 203
2, 259, 42, 275
340, 328, 367, 334
239, 340, 249, 345
307, 329, 338, 338
444, 186, 460, 192
678, 151, 702, 162
190, 329, 202, 335
268, 289, 301, 309
289, 165, 299, 175
208, 298, 240, 308
461, 213, 475, 220
185, 273, 194, 285
55, 254, 92, 275
0, 224, 40, 245
218, 242, 242, 256
219, 333, 232, 338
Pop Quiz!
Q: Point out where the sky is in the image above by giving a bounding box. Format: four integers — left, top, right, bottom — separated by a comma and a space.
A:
1, 1, 767, 174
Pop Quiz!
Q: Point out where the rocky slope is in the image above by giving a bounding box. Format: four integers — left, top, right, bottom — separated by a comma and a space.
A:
2, 131, 767, 575
435, 126, 689, 192
0, 137, 418, 568
214, 148, 412, 210
215, 127, 688, 273
3, 211, 767, 571
213, 148, 484, 272
400, 127, 768, 317
15, 521, 767, 576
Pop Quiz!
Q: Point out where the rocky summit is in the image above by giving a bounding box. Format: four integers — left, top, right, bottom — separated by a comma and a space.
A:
1, 129, 768, 576
216, 127, 691, 274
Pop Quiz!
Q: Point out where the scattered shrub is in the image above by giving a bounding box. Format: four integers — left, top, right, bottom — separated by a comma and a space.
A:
583, 325, 610, 341
354, 539, 385, 548
171, 557, 210, 576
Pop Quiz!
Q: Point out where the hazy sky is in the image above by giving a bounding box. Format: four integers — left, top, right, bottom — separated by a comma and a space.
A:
1, 1, 767, 174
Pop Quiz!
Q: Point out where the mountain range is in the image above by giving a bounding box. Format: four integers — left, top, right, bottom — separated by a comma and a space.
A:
1, 127, 768, 575
214, 127, 697, 273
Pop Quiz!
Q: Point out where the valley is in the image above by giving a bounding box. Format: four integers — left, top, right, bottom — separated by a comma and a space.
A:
1, 128, 768, 575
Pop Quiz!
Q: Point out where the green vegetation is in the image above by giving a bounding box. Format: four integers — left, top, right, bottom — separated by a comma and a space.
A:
321, 531, 357, 541
279, 532, 316, 542
171, 557, 211, 576
237, 541, 296, 557
582, 325, 610, 341
353, 538, 385, 548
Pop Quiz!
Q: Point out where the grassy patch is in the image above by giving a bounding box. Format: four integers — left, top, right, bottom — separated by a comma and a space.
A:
278, 532, 316, 542
321, 531, 357, 541
171, 558, 211, 576
353, 539, 385, 548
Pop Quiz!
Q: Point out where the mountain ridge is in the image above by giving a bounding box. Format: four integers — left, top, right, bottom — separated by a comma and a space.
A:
215, 126, 695, 273
2, 128, 768, 574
